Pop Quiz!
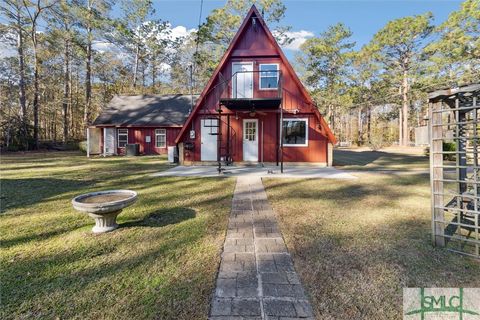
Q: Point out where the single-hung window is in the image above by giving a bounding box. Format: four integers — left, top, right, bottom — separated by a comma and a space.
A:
117, 129, 128, 148
282, 118, 308, 147
259, 64, 279, 90
155, 129, 166, 148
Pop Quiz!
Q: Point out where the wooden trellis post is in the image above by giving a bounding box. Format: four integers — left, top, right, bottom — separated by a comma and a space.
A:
428, 83, 480, 258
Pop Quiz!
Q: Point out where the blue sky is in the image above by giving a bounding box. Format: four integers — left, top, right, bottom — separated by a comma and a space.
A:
144, 0, 463, 59
0, 0, 464, 61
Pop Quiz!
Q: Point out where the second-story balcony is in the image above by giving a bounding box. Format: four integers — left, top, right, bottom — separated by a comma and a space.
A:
219, 69, 282, 111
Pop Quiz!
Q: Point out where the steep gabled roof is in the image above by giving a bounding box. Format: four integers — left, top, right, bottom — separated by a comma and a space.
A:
93, 94, 198, 127
175, 5, 336, 144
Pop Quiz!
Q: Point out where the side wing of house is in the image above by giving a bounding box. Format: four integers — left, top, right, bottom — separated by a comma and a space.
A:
89, 94, 193, 157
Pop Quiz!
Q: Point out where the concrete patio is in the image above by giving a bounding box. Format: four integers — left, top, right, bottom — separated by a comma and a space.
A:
151, 165, 357, 179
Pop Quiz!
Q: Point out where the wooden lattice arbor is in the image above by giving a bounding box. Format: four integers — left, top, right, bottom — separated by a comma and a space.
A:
429, 83, 480, 258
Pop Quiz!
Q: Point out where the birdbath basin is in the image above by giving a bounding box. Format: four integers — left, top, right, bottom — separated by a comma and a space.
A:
72, 190, 137, 233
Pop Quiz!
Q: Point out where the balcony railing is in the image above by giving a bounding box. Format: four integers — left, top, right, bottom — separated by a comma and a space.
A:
218, 70, 282, 110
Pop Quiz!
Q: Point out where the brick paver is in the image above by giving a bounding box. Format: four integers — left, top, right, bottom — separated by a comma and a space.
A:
209, 176, 314, 320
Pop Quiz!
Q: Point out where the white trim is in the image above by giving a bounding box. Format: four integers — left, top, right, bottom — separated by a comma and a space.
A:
117, 128, 128, 148
282, 117, 309, 147
155, 128, 167, 148
259, 63, 279, 90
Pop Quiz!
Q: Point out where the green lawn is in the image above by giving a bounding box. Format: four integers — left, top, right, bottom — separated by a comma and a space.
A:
334, 148, 429, 172
264, 150, 480, 319
0, 152, 235, 319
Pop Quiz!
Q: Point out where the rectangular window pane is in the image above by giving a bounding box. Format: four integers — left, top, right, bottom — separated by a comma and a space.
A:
259, 64, 278, 89
261, 77, 278, 89
282, 120, 307, 145
155, 129, 166, 148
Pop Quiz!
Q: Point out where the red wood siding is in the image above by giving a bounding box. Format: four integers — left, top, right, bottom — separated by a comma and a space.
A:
98, 127, 180, 155
182, 112, 328, 163
179, 6, 332, 163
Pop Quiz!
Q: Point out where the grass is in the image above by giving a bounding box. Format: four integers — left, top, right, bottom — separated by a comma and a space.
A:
264, 150, 480, 319
0, 151, 235, 319
334, 148, 429, 172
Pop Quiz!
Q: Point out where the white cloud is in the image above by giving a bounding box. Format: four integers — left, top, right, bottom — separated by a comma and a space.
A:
281, 30, 314, 51
92, 41, 117, 53
170, 25, 196, 40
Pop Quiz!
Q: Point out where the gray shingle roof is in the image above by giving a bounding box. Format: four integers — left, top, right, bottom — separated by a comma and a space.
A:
93, 94, 198, 127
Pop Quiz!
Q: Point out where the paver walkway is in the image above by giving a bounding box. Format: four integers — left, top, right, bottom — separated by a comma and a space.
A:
209, 176, 314, 320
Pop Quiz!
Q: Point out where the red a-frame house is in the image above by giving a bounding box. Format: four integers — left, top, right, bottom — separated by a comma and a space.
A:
176, 5, 336, 166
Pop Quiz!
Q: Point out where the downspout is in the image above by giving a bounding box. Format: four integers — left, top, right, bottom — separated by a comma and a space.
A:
280, 105, 284, 173
276, 113, 279, 166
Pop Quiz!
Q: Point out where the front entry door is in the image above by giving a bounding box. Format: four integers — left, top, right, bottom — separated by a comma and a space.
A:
232, 62, 253, 98
201, 118, 218, 161
243, 119, 258, 162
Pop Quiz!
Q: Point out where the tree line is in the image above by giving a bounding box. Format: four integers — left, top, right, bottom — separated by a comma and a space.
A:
0, 0, 478, 151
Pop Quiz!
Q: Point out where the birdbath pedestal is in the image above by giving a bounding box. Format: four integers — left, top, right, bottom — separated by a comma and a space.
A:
72, 190, 137, 233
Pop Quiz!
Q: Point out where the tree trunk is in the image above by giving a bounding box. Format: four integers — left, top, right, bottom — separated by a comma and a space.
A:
16, 9, 28, 149
17, 14, 27, 122
63, 39, 70, 143
399, 106, 403, 146
32, 30, 40, 149
357, 107, 363, 146
366, 106, 371, 143
133, 44, 140, 88
402, 70, 409, 146
141, 61, 146, 91
84, 35, 92, 128
69, 62, 74, 138
84, 1, 92, 130
151, 56, 156, 92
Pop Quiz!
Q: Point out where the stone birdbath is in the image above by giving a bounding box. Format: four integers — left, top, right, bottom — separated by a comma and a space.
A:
72, 190, 137, 233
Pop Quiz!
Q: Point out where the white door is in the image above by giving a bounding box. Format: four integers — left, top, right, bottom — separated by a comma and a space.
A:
201, 119, 218, 161
232, 62, 253, 98
104, 128, 116, 155
243, 119, 258, 162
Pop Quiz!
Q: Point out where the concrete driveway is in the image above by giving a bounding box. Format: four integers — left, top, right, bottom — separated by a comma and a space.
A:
151, 164, 356, 179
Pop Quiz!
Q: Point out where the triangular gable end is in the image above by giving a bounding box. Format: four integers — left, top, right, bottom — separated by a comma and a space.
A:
175, 5, 336, 144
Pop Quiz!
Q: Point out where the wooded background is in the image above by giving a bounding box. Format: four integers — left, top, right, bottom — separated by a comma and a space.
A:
0, 0, 478, 151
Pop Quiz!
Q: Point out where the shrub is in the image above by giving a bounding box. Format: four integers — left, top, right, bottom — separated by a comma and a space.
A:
368, 135, 385, 151
443, 142, 456, 161
79, 141, 88, 154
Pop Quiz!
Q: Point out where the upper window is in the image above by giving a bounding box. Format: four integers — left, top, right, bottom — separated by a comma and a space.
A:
117, 129, 128, 148
259, 64, 279, 90
155, 129, 166, 148
282, 118, 308, 147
